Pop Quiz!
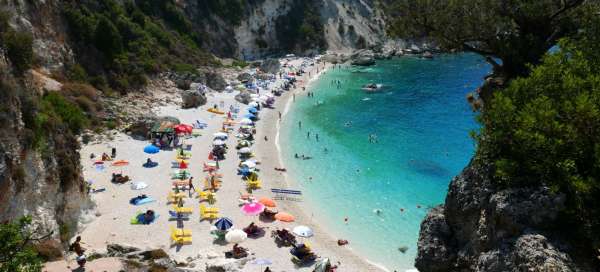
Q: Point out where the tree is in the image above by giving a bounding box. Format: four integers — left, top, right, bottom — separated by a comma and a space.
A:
386, 0, 590, 78
476, 10, 600, 255
94, 15, 123, 59
0, 217, 48, 272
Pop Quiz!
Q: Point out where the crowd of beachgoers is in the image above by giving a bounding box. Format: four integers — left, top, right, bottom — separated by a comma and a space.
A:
42, 57, 384, 272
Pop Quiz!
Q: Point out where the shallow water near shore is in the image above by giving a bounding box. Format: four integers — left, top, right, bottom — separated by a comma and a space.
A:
279, 54, 490, 271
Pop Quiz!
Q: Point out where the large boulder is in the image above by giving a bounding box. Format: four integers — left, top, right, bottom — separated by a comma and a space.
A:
259, 58, 281, 74
237, 73, 252, 82
234, 90, 252, 104
205, 71, 227, 91
182, 90, 207, 109
350, 49, 376, 66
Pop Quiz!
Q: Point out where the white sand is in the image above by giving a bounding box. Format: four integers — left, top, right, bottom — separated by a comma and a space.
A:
72, 59, 383, 271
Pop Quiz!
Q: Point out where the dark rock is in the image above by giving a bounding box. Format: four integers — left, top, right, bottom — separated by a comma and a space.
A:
138, 249, 169, 261
175, 79, 192, 90
107, 244, 140, 257
237, 73, 252, 82
33, 239, 63, 261
182, 90, 207, 109
416, 160, 593, 272
205, 71, 226, 91
350, 49, 376, 66
259, 58, 281, 74
235, 90, 252, 104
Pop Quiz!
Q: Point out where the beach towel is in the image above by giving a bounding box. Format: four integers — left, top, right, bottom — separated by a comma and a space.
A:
130, 213, 159, 224
143, 161, 158, 168
111, 160, 129, 166
129, 195, 153, 205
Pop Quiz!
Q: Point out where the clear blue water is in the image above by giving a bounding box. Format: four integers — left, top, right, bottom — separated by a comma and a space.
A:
279, 54, 490, 271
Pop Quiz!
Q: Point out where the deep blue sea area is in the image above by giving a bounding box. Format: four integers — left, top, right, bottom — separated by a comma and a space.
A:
279, 54, 491, 271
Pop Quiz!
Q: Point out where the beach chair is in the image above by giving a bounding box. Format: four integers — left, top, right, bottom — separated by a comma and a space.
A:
172, 180, 189, 187
167, 192, 186, 203
247, 179, 262, 190
203, 163, 217, 172
168, 210, 189, 220
200, 204, 219, 214
203, 177, 221, 191
170, 225, 192, 237
170, 232, 192, 245
172, 205, 193, 214
198, 191, 216, 204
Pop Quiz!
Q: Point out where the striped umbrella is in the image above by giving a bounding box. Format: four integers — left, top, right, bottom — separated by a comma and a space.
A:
214, 217, 233, 231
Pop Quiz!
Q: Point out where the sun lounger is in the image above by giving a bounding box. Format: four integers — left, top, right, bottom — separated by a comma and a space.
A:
198, 191, 216, 204
172, 180, 190, 187
200, 204, 219, 213
170, 232, 192, 245
170, 226, 192, 237
167, 192, 186, 203
203, 178, 221, 191
172, 205, 193, 214
168, 210, 189, 220
200, 205, 219, 221
247, 179, 262, 190
271, 188, 303, 201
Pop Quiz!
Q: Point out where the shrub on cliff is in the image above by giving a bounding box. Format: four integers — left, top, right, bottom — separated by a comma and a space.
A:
0, 11, 34, 75
476, 10, 600, 254
0, 217, 44, 272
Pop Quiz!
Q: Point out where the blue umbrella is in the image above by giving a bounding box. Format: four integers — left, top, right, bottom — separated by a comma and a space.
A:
251, 258, 273, 267
248, 107, 258, 113
244, 113, 256, 119
143, 145, 159, 154
214, 217, 233, 231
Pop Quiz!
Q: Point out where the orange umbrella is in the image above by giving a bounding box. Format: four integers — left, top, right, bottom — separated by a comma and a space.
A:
274, 212, 295, 222
258, 197, 276, 207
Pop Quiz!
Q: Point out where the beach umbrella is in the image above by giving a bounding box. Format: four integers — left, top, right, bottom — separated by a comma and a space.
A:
293, 225, 313, 237
240, 118, 253, 125
225, 229, 247, 243
275, 212, 295, 222
251, 258, 273, 271
248, 101, 259, 107
130, 181, 148, 190
213, 139, 225, 146
248, 107, 258, 113
258, 197, 276, 207
213, 132, 228, 139
243, 113, 256, 119
314, 258, 331, 272
238, 147, 252, 154
214, 217, 234, 231
143, 145, 160, 154
174, 124, 193, 134
241, 202, 265, 216
237, 140, 251, 147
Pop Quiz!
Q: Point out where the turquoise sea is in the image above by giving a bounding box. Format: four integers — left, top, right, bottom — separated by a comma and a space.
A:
279, 53, 491, 271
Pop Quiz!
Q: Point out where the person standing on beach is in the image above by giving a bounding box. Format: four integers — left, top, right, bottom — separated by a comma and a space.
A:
278, 111, 282, 120
188, 177, 195, 197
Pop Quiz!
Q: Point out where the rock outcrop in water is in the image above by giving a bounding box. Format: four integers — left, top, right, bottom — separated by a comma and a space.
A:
416, 160, 595, 271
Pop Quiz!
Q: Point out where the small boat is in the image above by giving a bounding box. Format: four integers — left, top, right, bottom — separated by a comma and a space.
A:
361, 83, 383, 93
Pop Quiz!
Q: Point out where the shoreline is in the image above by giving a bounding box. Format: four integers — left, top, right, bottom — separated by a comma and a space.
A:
254, 61, 386, 272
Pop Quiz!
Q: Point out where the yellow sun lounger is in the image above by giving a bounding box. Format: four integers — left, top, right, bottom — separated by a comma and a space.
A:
197, 191, 216, 204
170, 226, 192, 237
170, 232, 192, 245
247, 179, 262, 190
172, 205, 193, 214
200, 205, 219, 221
167, 191, 186, 203
200, 204, 219, 213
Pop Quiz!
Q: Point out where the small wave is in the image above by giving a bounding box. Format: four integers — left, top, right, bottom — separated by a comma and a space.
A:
362, 97, 371, 101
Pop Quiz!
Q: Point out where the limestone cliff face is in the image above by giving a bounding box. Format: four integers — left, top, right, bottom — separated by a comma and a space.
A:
416, 160, 595, 272
0, 0, 89, 239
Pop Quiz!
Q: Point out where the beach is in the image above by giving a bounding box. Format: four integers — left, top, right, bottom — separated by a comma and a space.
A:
60, 58, 382, 271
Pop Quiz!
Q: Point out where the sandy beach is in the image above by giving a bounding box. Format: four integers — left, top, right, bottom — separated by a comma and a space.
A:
62, 58, 382, 272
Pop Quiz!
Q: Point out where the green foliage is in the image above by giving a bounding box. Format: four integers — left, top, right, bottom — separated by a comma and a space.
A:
476, 12, 600, 249
0, 24, 34, 75
275, 0, 325, 52
384, 0, 591, 77
0, 217, 43, 272
39, 92, 89, 135
63, 0, 214, 92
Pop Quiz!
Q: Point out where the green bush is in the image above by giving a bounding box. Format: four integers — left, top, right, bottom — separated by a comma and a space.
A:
0, 217, 43, 272
40, 92, 89, 134
476, 13, 600, 249
2, 30, 34, 74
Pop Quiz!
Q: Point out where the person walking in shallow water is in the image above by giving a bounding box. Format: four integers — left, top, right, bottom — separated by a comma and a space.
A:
298, 121, 302, 129
316, 134, 319, 142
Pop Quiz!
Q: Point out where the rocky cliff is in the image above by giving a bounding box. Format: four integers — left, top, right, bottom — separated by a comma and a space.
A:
415, 160, 596, 272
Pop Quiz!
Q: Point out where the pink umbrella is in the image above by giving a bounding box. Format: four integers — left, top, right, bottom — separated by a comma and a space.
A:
241, 202, 265, 216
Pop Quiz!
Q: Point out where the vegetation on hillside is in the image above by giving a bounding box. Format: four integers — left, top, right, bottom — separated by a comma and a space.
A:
475, 10, 600, 255
0, 11, 33, 75
0, 217, 46, 272
275, 0, 325, 53
63, 0, 216, 93
384, 0, 590, 78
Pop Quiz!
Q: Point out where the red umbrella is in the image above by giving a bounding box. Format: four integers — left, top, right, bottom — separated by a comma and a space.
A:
174, 124, 193, 134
